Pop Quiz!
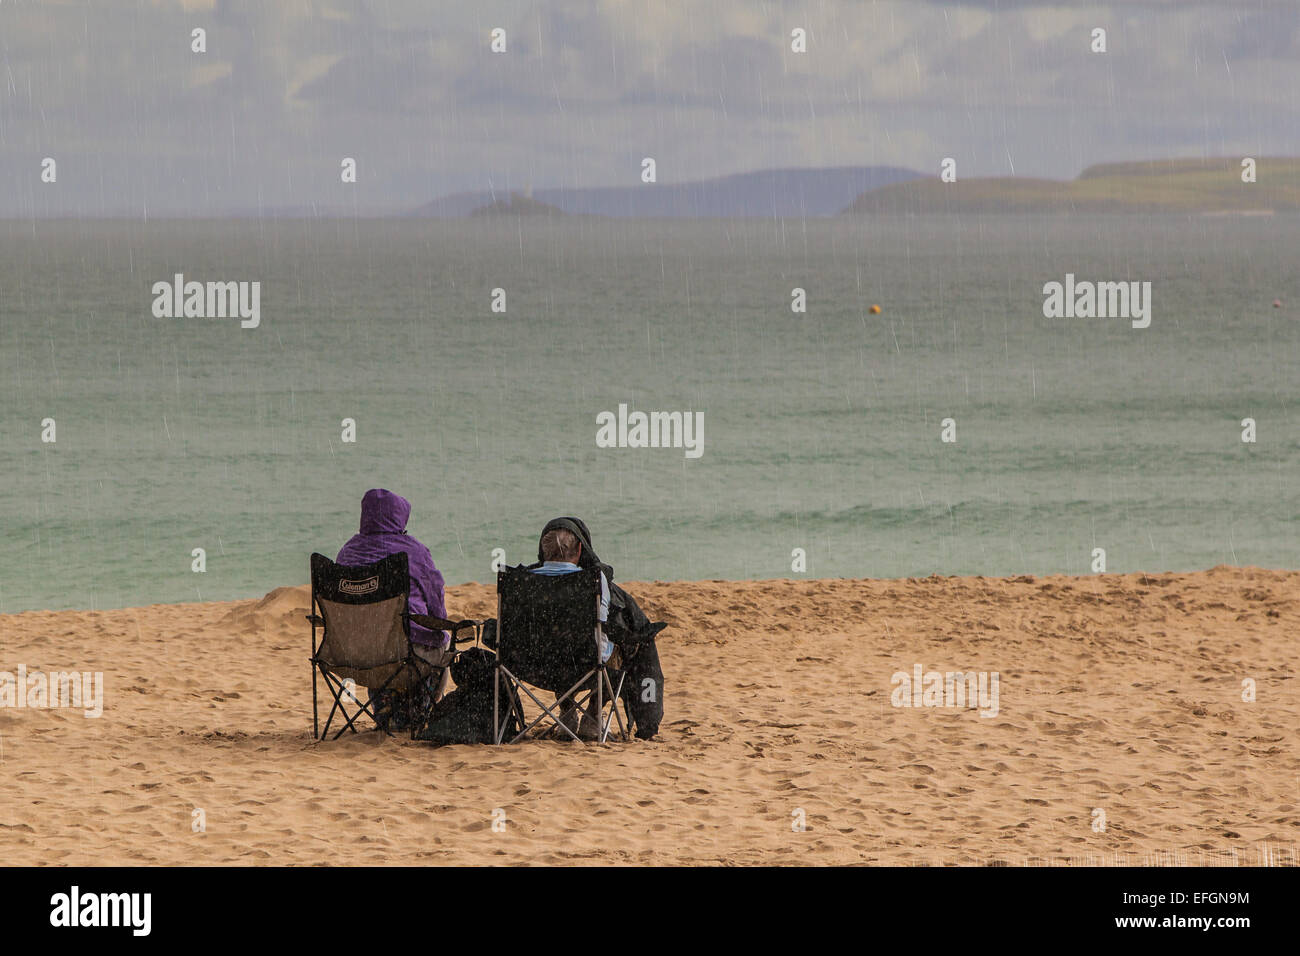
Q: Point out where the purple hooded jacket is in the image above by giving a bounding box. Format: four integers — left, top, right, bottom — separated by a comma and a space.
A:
336, 489, 448, 648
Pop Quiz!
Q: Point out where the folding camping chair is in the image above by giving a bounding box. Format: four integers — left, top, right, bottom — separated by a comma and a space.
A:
307, 551, 479, 740
493, 564, 629, 744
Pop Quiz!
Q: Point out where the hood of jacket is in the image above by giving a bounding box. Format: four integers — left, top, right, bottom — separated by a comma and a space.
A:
537, 516, 613, 580
358, 488, 411, 535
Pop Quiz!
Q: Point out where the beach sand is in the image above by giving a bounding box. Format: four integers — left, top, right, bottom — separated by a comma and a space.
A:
1, 567, 1296, 866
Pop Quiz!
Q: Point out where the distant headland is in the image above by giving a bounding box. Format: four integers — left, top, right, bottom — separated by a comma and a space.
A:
841, 157, 1300, 215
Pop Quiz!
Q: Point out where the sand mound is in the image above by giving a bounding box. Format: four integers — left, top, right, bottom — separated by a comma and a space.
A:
219, 585, 312, 634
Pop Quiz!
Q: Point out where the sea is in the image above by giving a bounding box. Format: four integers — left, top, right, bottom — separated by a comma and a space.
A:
1, 214, 1297, 612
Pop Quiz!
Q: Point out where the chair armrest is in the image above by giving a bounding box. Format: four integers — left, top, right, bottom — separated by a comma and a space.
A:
408, 614, 482, 644
305, 614, 324, 627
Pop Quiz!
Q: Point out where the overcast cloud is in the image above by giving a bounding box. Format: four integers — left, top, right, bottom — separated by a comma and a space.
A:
1, 0, 1296, 215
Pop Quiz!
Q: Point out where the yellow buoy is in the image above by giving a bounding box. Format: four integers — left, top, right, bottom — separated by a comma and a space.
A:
869, 304, 882, 314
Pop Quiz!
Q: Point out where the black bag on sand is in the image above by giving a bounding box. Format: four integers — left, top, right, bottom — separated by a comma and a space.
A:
606, 583, 666, 740
416, 647, 518, 745
618, 636, 665, 740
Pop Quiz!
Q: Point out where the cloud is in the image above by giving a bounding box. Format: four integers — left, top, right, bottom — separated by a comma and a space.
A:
0, 0, 1296, 214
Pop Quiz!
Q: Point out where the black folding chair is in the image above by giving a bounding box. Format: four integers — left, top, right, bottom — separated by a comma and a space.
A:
308, 552, 479, 740
493, 565, 629, 744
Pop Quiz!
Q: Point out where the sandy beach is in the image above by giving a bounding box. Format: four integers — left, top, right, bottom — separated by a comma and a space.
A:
1, 567, 1295, 866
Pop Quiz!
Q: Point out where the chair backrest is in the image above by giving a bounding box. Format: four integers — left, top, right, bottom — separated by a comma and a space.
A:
311, 552, 411, 682
497, 565, 602, 687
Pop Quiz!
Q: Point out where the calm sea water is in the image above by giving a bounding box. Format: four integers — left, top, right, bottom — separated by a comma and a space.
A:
1, 215, 1297, 613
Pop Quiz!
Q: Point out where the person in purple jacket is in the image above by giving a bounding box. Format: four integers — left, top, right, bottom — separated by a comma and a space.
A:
336, 488, 448, 731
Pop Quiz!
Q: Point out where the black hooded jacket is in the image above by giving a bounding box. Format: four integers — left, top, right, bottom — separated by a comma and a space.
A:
535, 516, 665, 738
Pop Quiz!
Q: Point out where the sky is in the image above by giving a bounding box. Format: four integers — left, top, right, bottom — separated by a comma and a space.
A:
0, 0, 1296, 215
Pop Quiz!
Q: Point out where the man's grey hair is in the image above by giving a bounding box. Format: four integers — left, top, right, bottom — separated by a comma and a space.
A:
540, 528, 582, 563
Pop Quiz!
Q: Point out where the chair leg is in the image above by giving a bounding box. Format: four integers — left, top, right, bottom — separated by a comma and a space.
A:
493, 668, 502, 744
333, 704, 368, 739
614, 670, 628, 740
320, 693, 341, 740
495, 668, 528, 744
549, 672, 621, 744
599, 669, 628, 743
318, 670, 389, 740
315, 668, 354, 740
312, 660, 320, 740
330, 676, 372, 739
505, 668, 588, 742
508, 683, 527, 742
514, 690, 578, 741
598, 672, 612, 743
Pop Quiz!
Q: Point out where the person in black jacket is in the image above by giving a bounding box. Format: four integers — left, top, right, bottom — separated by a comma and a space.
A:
532, 517, 667, 740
